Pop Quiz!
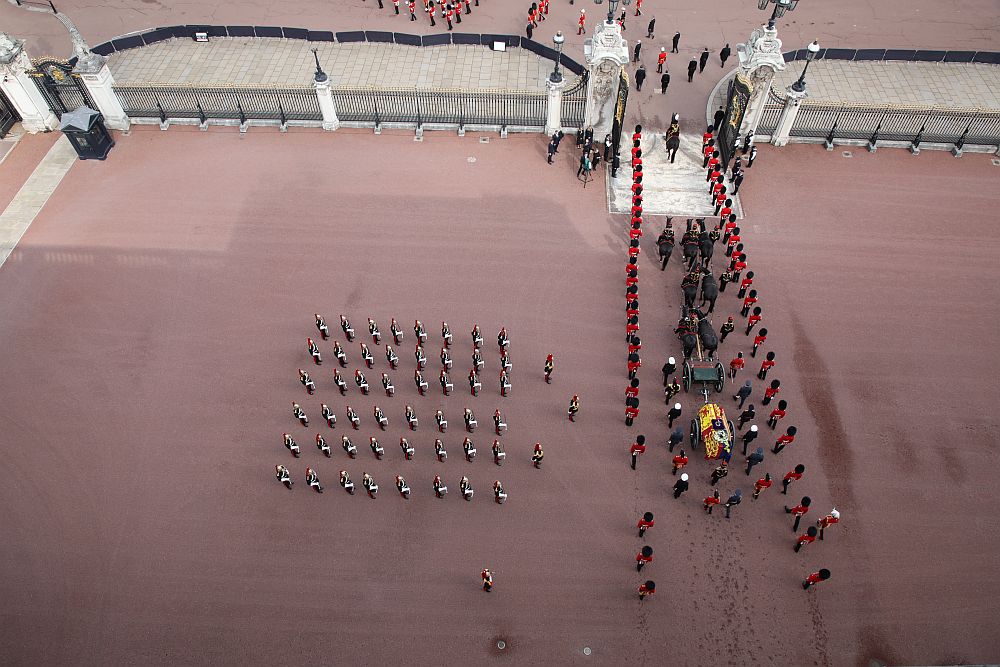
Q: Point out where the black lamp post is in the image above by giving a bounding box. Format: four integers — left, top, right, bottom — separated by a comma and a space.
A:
757, 0, 800, 30
791, 40, 820, 93
550, 31, 565, 83
311, 47, 327, 83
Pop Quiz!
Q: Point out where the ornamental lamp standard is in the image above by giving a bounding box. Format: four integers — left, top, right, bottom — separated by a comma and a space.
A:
311, 47, 328, 83
550, 31, 566, 83
791, 40, 820, 93
757, 0, 800, 30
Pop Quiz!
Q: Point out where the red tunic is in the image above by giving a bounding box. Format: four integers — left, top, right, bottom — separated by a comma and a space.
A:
703, 496, 721, 507
783, 470, 801, 483
672, 455, 689, 468
742, 295, 757, 309
659, 52, 667, 65
797, 533, 817, 546
764, 386, 779, 400
769, 407, 786, 420
754, 477, 772, 492
754, 334, 768, 348
729, 357, 745, 371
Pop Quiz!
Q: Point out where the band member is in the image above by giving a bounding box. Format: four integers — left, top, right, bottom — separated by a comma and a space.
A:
334, 340, 348, 367
414, 370, 428, 395
315, 313, 330, 340
368, 318, 381, 345
321, 403, 337, 428
305, 467, 323, 493
360, 342, 374, 368
464, 408, 478, 432
436, 410, 448, 432
440, 346, 453, 371
492, 439, 506, 465
381, 373, 394, 397
435, 439, 448, 461
332, 369, 348, 395
339, 470, 354, 494
415, 344, 427, 370
283, 433, 300, 457
394, 475, 410, 499
493, 409, 507, 435
399, 437, 415, 460
299, 369, 316, 395
275, 464, 293, 488
315, 433, 331, 457
442, 321, 453, 347
374, 405, 389, 430
390, 318, 403, 345
471, 324, 483, 348
292, 403, 308, 427
463, 437, 477, 461
434, 474, 448, 497
497, 326, 509, 351
406, 405, 418, 430
469, 369, 482, 396
501, 349, 512, 373
342, 435, 357, 458
460, 476, 474, 501
482, 568, 493, 591
370, 436, 385, 459
440, 369, 453, 395
414, 319, 427, 343
500, 370, 511, 396
346, 405, 360, 430
568, 394, 580, 421
472, 349, 484, 371
341, 314, 355, 341
385, 345, 399, 369
493, 480, 507, 504
355, 369, 369, 394
362, 472, 378, 498
307, 337, 322, 365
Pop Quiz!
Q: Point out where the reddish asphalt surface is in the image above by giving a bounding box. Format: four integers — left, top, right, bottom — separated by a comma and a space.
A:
1, 129, 999, 666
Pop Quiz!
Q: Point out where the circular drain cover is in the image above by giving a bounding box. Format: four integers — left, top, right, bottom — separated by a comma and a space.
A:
497, 640, 506, 650
467, 156, 477, 163
583, 647, 592, 656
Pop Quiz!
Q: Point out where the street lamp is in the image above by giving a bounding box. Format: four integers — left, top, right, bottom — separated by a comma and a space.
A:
311, 47, 327, 83
757, 0, 800, 30
791, 40, 820, 93
550, 31, 565, 84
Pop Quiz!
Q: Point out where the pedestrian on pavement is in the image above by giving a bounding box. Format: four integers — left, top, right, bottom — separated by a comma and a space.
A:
547, 138, 557, 164
752, 472, 772, 500
577, 151, 591, 177
638, 511, 654, 536
741, 424, 759, 456
638, 580, 656, 599
552, 131, 564, 153
668, 426, 685, 452
785, 497, 812, 532
671, 31, 680, 52
781, 464, 805, 494
646, 18, 655, 38
710, 463, 729, 486
630, 435, 647, 469
704, 489, 721, 514
482, 568, 494, 591
275, 464, 293, 488
737, 404, 755, 429
667, 402, 682, 428
802, 569, 831, 590
735, 379, 752, 408
720, 43, 731, 67
687, 59, 697, 82
794, 526, 818, 552
768, 399, 788, 429
724, 489, 742, 518
699, 48, 709, 72
662, 357, 676, 385
720, 316, 735, 343
671, 448, 689, 475
772, 426, 797, 454
635, 65, 646, 91
636, 545, 653, 571
633, 42, 642, 63
762, 379, 781, 406
816, 508, 841, 540
673, 473, 689, 498
714, 106, 726, 130
745, 447, 764, 476
758, 351, 776, 379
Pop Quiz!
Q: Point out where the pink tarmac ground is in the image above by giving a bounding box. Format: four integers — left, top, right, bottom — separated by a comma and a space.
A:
0, 128, 999, 666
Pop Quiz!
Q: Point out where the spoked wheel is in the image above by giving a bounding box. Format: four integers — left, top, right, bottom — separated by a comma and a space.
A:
682, 361, 693, 393
689, 418, 699, 449
714, 362, 726, 393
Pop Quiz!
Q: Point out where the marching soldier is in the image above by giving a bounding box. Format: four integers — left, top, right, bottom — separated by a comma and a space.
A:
758, 351, 776, 379
315, 313, 330, 340
382, 373, 394, 397
463, 437, 477, 461
342, 435, 357, 458
741, 424, 758, 456
400, 437, 415, 460
794, 526, 818, 552
321, 403, 337, 428
704, 489, 721, 514
673, 473, 689, 498
671, 448, 688, 475
816, 508, 841, 540
737, 270, 755, 299
802, 569, 831, 590
460, 476, 474, 501
406, 405, 418, 430
626, 378, 640, 403
396, 475, 411, 499
745, 307, 762, 336
464, 408, 478, 432
785, 496, 812, 532
710, 462, 729, 486
307, 338, 322, 365
386, 345, 399, 369
472, 348, 485, 372
442, 321, 453, 347
638, 580, 655, 600
370, 436, 385, 460
360, 342, 374, 368
497, 326, 509, 351
299, 369, 316, 395
414, 370, 428, 395
368, 318, 381, 345
316, 433, 332, 457
435, 439, 448, 462
441, 369, 453, 395
482, 568, 493, 591
625, 397, 639, 426
374, 405, 389, 430
501, 349, 512, 373
275, 464, 293, 488
667, 402, 682, 428
332, 369, 348, 395
334, 340, 348, 367
292, 403, 309, 427
355, 369, 369, 395
719, 316, 735, 343
362, 472, 378, 499
752, 472, 772, 500
415, 344, 427, 370
500, 370, 512, 396
441, 346, 453, 371
531, 442, 544, 468
762, 379, 781, 406
772, 425, 797, 454
637, 511, 654, 537
340, 470, 355, 494
493, 439, 506, 466
390, 318, 403, 345
469, 369, 481, 395
435, 410, 448, 432
493, 480, 507, 504
768, 400, 788, 429
636, 546, 653, 571
751, 329, 768, 358
434, 474, 448, 497
781, 463, 806, 495
414, 319, 427, 344
668, 427, 685, 452
493, 409, 506, 435
341, 314, 355, 341
568, 394, 580, 421
283, 433, 301, 457
662, 357, 676, 385
741, 290, 758, 317
346, 405, 360, 430
471, 324, 483, 348
305, 467, 324, 493
630, 435, 646, 469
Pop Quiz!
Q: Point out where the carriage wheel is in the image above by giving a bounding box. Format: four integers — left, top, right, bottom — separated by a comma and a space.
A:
689, 418, 698, 449
682, 362, 692, 392
714, 362, 725, 393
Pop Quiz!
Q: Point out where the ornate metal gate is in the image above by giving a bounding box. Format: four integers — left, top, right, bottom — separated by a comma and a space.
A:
30, 58, 94, 116
0, 90, 20, 138
610, 69, 630, 158
718, 72, 752, 167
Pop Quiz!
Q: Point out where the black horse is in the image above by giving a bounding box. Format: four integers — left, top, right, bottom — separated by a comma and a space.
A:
658, 239, 674, 270
700, 272, 719, 313
699, 233, 714, 267
683, 239, 700, 271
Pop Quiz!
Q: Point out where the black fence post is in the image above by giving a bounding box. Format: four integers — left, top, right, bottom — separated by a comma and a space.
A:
952, 122, 971, 157
278, 101, 288, 127
867, 121, 881, 152
824, 120, 838, 151
237, 101, 247, 126
909, 123, 925, 154
155, 98, 167, 124
196, 100, 207, 125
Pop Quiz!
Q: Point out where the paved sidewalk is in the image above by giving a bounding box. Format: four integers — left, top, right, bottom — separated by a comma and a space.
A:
108, 38, 553, 90
608, 132, 743, 218
0, 135, 76, 268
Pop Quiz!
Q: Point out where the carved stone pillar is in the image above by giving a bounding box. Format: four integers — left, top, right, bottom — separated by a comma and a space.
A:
582, 19, 629, 139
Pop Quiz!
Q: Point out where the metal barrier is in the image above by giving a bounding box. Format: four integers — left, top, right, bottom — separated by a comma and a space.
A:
114, 85, 322, 122
560, 73, 587, 129
328, 87, 546, 128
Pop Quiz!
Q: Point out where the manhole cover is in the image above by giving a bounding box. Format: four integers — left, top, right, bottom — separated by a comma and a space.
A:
583, 647, 592, 656
479, 136, 490, 144
991, 158, 1000, 166
842, 151, 853, 158
497, 640, 506, 650
467, 156, 477, 163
